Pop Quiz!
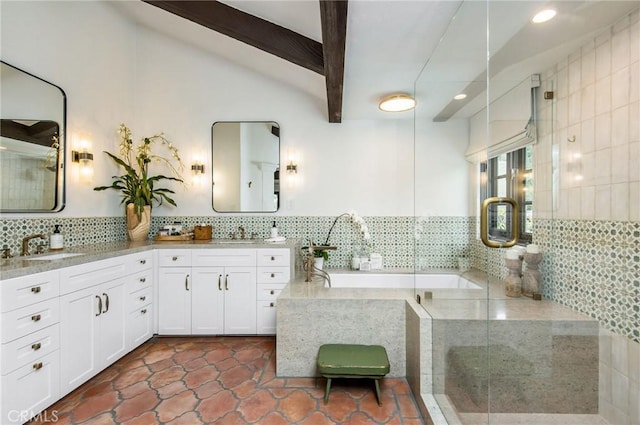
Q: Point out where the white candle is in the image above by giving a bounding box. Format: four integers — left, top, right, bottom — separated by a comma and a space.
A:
505, 249, 520, 260
526, 244, 540, 254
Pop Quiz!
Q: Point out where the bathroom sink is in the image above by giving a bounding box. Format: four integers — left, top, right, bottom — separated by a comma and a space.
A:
26, 253, 85, 261
209, 239, 261, 244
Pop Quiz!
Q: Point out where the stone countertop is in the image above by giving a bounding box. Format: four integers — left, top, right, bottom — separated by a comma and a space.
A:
280, 270, 597, 323
0, 239, 300, 280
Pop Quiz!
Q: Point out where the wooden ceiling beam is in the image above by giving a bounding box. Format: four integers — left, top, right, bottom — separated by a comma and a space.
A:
143, 0, 325, 75
319, 0, 348, 123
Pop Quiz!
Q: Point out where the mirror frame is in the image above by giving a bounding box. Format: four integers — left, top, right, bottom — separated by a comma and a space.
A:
0, 60, 67, 213
211, 121, 280, 213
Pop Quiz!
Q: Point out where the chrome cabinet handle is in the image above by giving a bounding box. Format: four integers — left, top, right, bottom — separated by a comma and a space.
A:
31, 286, 41, 294
31, 314, 41, 322
103, 293, 109, 313
139, 277, 146, 283
269, 302, 275, 307
480, 197, 519, 248
185, 274, 190, 291
270, 290, 275, 295
139, 259, 146, 264
218, 274, 222, 291
141, 309, 147, 314
32, 343, 42, 351
270, 273, 275, 278
33, 362, 43, 371
96, 295, 102, 316
270, 256, 275, 261
225, 274, 229, 291
139, 296, 146, 301
172, 256, 178, 261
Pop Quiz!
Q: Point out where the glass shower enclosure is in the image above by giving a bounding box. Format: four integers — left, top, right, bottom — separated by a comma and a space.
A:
413, 1, 637, 423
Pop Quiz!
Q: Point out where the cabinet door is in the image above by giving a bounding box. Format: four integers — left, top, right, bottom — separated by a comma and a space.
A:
158, 268, 191, 334
127, 304, 153, 349
98, 278, 127, 369
223, 267, 257, 334
191, 268, 224, 335
59, 286, 100, 395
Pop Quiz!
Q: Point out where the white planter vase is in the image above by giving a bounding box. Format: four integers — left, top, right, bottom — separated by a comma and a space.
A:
313, 257, 324, 270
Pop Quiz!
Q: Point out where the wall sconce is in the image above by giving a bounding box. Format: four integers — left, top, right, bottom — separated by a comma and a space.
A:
286, 161, 297, 174
72, 149, 94, 182
191, 163, 205, 185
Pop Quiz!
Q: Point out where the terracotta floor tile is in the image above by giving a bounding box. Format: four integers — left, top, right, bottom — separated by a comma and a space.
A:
114, 390, 160, 422
197, 389, 239, 423
120, 381, 151, 400
237, 389, 278, 422
218, 365, 253, 388
71, 391, 119, 423
279, 389, 318, 422
183, 365, 219, 389
121, 411, 159, 425
28, 336, 424, 425
155, 390, 198, 422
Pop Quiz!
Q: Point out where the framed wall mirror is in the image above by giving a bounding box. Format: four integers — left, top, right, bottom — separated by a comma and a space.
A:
212, 121, 280, 213
0, 61, 66, 212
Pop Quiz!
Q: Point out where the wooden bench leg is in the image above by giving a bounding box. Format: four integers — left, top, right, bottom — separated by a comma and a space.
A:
374, 379, 382, 406
324, 377, 332, 404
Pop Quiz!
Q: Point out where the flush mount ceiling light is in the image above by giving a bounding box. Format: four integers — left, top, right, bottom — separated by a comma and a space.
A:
454, 93, 467, 100
532, 8, 556, 23
378, 94, 416, 112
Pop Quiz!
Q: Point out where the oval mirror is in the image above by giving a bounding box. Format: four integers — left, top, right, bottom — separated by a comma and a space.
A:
212, 121, 280, 213
0, 61, 66, 212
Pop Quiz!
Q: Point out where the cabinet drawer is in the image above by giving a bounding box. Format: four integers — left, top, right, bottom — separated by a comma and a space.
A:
256, 301, 277, 335
1, 270, 59, 313
2, 350, 60, 425
127, 304, 153, 350
256, 249, 290, 267
2, 298, 59, 344
256, 268, 290, 284
257, 284, 286, 301
126, 251, 153, 274
158, 250, 192, 267
2, 324, 60, 375
59, 257, 126, 295
126, 270, 152, 293
192, 249, 256, 267
128, 286, 152, 312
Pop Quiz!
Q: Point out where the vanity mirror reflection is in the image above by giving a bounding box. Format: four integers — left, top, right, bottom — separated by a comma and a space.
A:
212, 121, 280, 213
0, 61, 66, 212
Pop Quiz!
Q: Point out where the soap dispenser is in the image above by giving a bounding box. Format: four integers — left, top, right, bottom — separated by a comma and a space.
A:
270, 221, 279, 239
50, 224, 64, 250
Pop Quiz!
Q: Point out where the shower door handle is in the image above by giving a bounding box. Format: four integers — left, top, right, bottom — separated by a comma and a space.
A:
480, 197, 519, 248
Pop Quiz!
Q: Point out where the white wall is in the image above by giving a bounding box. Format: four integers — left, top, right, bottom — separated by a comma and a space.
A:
1, 1, 470, 219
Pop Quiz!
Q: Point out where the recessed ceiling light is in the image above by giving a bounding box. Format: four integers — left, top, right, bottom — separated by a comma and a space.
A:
378, 94, 416, 112
532, 9, 556, 24
454, 93, 467, 100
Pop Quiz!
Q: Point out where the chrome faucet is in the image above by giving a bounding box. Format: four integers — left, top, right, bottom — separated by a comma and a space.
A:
21, 234, 46, 256
238, 226, 246, 239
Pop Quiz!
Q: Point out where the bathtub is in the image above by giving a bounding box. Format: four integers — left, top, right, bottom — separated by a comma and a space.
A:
328, 272, 482, 290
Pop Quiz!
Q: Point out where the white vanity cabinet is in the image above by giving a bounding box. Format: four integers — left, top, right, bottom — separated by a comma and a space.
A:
192, 250, 257, 335
59, 257, 128, 395
0, 270, 61, 425
159, 249, 258, 335
256, 249, 290, 334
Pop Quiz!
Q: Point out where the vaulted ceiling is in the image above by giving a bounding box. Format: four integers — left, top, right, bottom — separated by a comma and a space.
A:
112, 1, 638, 123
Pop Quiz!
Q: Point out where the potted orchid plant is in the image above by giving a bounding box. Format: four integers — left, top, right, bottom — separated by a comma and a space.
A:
94, 124, 184, 241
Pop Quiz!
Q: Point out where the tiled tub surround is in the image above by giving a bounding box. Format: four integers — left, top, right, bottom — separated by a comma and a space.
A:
277, 273, 604, 425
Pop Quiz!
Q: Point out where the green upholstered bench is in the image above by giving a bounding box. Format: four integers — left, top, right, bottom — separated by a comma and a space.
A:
317, 344, 390, 405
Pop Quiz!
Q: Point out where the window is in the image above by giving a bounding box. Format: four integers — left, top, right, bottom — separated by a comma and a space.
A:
483, 145, 533, 244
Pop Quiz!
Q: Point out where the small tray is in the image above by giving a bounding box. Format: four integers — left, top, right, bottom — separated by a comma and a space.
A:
154, 234, 193, 241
